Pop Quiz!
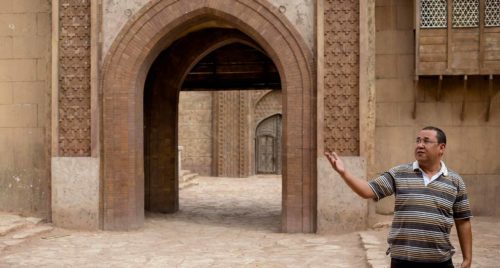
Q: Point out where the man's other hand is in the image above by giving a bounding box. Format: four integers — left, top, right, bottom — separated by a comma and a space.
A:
324, 151, 345, 175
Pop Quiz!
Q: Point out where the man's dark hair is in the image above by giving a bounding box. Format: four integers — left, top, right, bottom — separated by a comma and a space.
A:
422, 126, 446, 144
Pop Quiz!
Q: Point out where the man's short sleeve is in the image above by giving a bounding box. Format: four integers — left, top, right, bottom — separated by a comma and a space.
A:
453, 178, 473, 220
368, 172, 395, 201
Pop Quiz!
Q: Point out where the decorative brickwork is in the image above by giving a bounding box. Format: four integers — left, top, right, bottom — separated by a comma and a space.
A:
59, 0, 91, 156
239, 92, 250, 177
213, 91, 250, 178
324, 0, 360, 155
254, 90, 282, 125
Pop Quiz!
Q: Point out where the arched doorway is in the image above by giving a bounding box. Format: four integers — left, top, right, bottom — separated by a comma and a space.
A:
143, 28, 279, 213
256, 114, 282, 175
101, 0, 315, 232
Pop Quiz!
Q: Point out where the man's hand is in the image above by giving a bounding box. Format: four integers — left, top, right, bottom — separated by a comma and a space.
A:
325, 151, 345, 175
324, 151, 375, 199
460, 259, 471, 268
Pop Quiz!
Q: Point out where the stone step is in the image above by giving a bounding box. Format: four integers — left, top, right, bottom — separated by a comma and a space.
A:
179, 169, 190, 177
0, 222, 28, 237
25, 217, 44, 225
179, 180, 199, 190
0, 213, 41, 237
179, 169, 198, 182
0, 212, 51, 253
11, 225, 54, 240
179, 170, 199, 189
182, 173, 198, 182
1, 224, 54, 251
359, 231, 390, 268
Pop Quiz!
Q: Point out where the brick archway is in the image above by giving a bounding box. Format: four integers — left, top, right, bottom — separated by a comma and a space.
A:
101, 0, 316, 232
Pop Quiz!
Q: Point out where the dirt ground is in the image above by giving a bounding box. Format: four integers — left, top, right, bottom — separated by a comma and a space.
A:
0, 176, 368, 268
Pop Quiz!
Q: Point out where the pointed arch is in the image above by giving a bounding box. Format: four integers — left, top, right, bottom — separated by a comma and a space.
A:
101, 0, 316, 232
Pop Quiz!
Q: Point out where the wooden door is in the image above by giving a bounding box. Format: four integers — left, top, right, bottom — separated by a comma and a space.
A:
256, 114, 282, 174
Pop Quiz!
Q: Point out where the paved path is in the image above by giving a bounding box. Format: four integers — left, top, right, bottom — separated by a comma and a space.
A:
0, 176, 368, 268
1, 176, 499, 267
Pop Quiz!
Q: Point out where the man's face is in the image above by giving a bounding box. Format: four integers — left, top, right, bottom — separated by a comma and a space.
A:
414, 129, 446, 164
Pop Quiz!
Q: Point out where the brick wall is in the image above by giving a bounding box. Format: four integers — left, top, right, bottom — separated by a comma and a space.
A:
0, 0, 51, 218
178, 91, 213, 176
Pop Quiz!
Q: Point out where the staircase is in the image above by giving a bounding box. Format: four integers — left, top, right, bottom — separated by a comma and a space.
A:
0, 213, 53, 253
179, 170, 199, 189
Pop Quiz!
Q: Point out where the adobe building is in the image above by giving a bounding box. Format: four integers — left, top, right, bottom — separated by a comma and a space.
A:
0, 0, 498, 233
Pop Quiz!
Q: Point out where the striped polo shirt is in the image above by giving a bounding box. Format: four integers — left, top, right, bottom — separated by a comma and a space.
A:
368, 162, 472, 263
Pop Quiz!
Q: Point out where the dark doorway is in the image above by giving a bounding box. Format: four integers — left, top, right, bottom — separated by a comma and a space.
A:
143, 28, 281, 213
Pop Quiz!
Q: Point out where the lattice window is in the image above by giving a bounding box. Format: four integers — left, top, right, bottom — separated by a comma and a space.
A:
421, 0, 448, 28
486, 0, 500, 27
453, 0, 479, 28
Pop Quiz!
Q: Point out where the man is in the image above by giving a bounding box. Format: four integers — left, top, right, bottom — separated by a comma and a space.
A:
325, 126, 472, 268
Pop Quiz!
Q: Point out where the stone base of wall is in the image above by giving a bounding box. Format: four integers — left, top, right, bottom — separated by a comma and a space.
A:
51, 157, 99, 230
317, 157, 368, 234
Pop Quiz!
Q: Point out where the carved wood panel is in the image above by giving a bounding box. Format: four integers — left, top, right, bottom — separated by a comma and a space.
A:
59, 0, 92, 156
324, 0, 360, 155
256, 135, 275, 173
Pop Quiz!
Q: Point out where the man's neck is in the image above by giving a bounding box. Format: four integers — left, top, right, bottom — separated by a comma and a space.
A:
418, 161, 442, 176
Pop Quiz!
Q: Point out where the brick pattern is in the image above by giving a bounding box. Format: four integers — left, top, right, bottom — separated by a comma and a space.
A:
58, 0, 91, 156
254, 90, 282, 124
179, 90, 282, 178
324, 0, 360, 155
214, 91, 250, 178
238, 91, 250, 177
178, 92, 213, 176
215, 91, 237, 177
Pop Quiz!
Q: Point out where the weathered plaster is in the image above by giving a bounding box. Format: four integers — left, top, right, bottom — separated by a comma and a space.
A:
268, 0, 314, 50
102, 0, 148, 55
102, 0, 314, 56
52, 157, 100, 230
317, 157, 368, 234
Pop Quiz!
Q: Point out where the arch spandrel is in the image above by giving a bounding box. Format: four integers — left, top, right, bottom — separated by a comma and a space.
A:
101, 0, 315, 232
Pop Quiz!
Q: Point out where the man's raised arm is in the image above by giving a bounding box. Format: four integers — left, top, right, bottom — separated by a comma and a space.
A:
324, 152, 375, 199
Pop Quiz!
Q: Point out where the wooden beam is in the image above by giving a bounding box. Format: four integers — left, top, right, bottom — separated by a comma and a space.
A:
415, 0, 421, 76
460, 75, 468, 121
487, 74, 493, 122
437, 75, 443, 101
413, 76, 419, 119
